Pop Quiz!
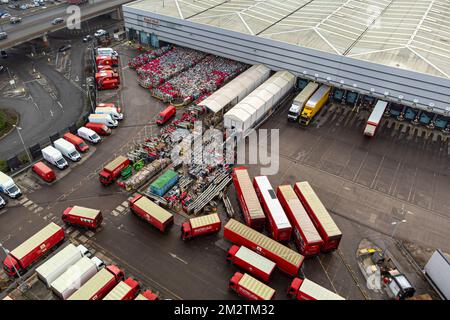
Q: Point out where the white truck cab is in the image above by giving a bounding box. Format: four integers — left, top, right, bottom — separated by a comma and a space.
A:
0, 172, 22, 199
42, 146, 69, 170
54, 138, 81, 162
77, 127, 101, 144
95, 107, 123, 120
287, 104, 302, 122
88, 114, 118, 128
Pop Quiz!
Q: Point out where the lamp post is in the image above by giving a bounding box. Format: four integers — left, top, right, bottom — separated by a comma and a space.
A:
13, 125, 32, 164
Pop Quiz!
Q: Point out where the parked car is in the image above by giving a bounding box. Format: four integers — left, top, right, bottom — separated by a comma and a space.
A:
0, 65, 4, 73
9, 17, 21, 24
82, 35, 93, 43
32, 162, 56, 183
51, 17, 64, 25
0, 32, 7, 41
58, 45, 71, 52
0, 50, 7, 59
94, 29, 107, 37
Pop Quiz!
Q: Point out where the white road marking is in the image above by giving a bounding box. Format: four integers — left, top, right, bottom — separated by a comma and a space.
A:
169, 253, 188, 265
23, 200, 33, 207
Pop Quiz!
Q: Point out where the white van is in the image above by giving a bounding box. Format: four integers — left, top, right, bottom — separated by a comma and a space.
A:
95, 107, 123, 120
77, 127, 101, 144
0, 172, 22, 199
42, 146, 68, 170
88, 114, 118, 128
54, 138, 81, 162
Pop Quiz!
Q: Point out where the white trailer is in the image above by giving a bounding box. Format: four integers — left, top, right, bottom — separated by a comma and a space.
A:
364, 100, 388, 137
51, 256, 98, 300
224, 70, 295, 137
199, 64, 271, 114
36, 244, 84, 288
424, 249, 450, 299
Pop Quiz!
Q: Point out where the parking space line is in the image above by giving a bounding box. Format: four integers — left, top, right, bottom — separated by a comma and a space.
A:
23, 200, 33, 207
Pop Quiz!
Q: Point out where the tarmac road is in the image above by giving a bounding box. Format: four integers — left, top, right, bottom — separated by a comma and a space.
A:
0, 43, 84, 160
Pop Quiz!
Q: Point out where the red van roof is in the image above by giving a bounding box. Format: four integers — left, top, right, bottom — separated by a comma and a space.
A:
33, 161, 53, 174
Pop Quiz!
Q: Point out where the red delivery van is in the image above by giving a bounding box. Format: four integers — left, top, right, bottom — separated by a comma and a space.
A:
129, 194, 174, 232
181, 213, 221, 240
85, 122, 112, 136
32, 161, 56, 183
227, 245, 276, 282
156, 105, 176, 125
63, 132, 89, 153
62, 206, 103, 230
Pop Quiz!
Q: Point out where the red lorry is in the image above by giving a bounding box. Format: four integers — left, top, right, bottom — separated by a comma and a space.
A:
277, 185, 323, 257
129, 194, 174, 232
229, 272, 275, 300
181, 213, 221, 240
2, 223, 65, 277
135, 290, 159, 300
95, 70, 120, 84
287, 277, 345, 300
62, 206, 103, 230
253, 176, 292, 241
231, 167, 265, 230
294, 182, 342, 252
227, 245, 276, 282
103, 277, 140, 300
223, 219, 304, 277
68, 265, 124, 300
99, 156, 130, 186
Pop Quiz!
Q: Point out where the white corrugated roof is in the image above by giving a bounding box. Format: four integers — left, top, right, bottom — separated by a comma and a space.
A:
199, 64, 271, 114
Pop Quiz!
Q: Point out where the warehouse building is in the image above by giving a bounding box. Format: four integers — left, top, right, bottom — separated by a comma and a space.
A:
123, 0, 450, 117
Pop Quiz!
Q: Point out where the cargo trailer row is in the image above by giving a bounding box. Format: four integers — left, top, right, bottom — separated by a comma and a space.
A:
277, 185, 323, 257
224, 70, 295, 136
36, 243, 88, 288
231, 167, 265, 230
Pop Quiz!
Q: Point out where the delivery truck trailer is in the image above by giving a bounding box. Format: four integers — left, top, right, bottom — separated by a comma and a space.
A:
277, 185, 323, 257
299, 84, 331, 126
224, 219, 304, 277
231, 167, 265, 230
253, 176, 292, 241
62, 206, 103, 230
103, 277, 140, 300
99, 156, 130, 186
51, 256, 100, 300
68, 265, 124, 300
181, 213, 221, 240
294, 182, 342, 252
129, 194, 174, 232
287, 82, 319, 122
3, 223, 65, 277
227, 245, 276, 282
229, 272, 275, 300
364, 100, 388, 137
287, 277, 345, 300
36, 243, 85, 288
